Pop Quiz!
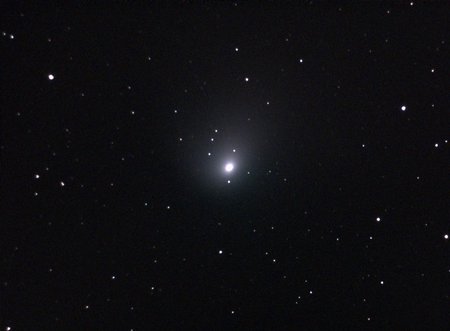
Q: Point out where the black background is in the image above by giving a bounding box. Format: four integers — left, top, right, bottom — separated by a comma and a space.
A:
1, 2, 449, 330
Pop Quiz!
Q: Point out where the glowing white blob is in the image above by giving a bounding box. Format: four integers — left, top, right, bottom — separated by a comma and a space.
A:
225, 163, 234, 172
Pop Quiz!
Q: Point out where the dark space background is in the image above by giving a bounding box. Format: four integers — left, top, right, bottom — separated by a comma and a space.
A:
1, 2, 449, 330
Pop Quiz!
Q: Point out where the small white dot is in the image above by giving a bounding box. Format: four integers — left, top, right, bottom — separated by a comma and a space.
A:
309, 290, 313, 294
48, 74, 55, 80
235, 47, 239, 52
401, 105, 406, 111
218, 250, 223, 254
444, 234, 448, 240
376, 217, 381, 222
299, 59, 303, 63
245, 77, 249, 82
227, 180, 231, 184
232, 149, 236, 153
431, 68, 435, 73
214, 129, 218, 133
380, 280, 384, 285
231, 310, 235, 314
434, 143, 438, 148
111, 276, 116, 280
166, 205, 171, 210
210, 138, 214, 142
207, 152, 211, 156
266, 101, 270, 105
179, 137, 183, 141
60, 181, 65, 187
34, 174, 40, 179
362, 144, 365, 148
85, 305, 89, 309
9, 34, 14, 39
174, 109, 178, 114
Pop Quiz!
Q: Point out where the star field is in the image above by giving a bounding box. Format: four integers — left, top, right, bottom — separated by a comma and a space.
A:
1, 3, 449, 330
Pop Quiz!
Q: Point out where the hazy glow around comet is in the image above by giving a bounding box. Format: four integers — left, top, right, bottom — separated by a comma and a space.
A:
225, 163, 234, 172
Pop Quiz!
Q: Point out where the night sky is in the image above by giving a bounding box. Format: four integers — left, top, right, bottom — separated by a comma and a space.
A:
1, 2, 449, 330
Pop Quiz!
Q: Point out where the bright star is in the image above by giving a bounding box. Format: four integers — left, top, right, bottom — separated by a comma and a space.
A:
225, 163, 234, 172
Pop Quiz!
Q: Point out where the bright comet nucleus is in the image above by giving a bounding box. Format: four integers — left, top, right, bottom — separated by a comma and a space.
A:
225, 163, 234, 173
